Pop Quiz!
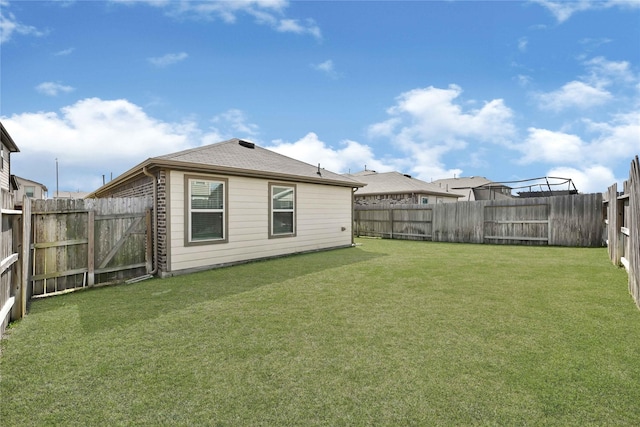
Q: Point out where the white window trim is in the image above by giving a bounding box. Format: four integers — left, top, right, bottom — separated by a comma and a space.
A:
269, 182, 296, 238
184, 175, 228, 246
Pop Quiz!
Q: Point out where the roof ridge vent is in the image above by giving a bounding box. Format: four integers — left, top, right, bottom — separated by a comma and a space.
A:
238, 140, 255, 149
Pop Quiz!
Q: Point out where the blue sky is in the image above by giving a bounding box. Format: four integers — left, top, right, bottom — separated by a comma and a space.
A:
1, 0, 639, 194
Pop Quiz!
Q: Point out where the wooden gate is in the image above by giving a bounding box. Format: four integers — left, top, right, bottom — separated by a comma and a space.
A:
30, 198, 153, 298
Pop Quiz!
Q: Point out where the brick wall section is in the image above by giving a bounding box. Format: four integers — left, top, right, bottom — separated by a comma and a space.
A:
103, 175, 154, 198
96, 171, 169, 274
156, 170, 168, 273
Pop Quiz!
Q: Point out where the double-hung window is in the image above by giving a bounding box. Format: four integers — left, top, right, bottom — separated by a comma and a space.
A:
186, 177, 227, 244
269, 183, 296, 237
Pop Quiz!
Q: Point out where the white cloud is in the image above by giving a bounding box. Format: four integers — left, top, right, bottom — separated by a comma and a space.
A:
280, 18, 321, 39
148, 52, 188, 67
4, 98, 195, 162
384, 85, 515, 142
534, 56, 638, 112
547, 165, 617, 194
312, 59, 341, 79
266, 132, 394, 174
405, 155, 463, 184
523, 52, 639, 183
367, 118, 402, 139
2, 98, 197, 190
518, 37, 528, 52
535, 81, 612, 111
516, 74, 532, 87
534, 0, 640, 23
0, 0, 46, 44
54, 47, 75, 56
367, 84, 516, 180
35, 82, 75, 96
533, 0, 595, 23
114, 0, 321, 40
519, 128, 586, 164
519, 114, 639, 165
209, 109, 260, 140
584, 111, 640, 162
579, 38, 612, 51
584, 56, 635, 86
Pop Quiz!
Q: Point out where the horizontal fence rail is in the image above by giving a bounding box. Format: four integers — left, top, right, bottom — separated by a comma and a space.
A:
355, 193, 604, 247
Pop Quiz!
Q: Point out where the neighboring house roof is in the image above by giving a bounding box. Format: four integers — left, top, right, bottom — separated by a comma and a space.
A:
345, 171, 462, 198
433, 176, 496, 190
14, 176, 49, 191
89, 139, 365, 197
0, 121, 20, 153
432, 176, 513, 201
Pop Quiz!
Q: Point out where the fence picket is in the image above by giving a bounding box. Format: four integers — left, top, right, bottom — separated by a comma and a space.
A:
355, 193, 604, 247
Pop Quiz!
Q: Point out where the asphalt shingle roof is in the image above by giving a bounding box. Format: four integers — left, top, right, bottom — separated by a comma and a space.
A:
345, 171, 460, 197
430, 176, 512, 201
89, 138, 365, 197
154, 139, 362, 186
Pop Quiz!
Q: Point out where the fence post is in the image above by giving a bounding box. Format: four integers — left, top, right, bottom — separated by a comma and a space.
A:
20, 197, 31, 317
10, 214, 22, 321
87, 210, 95, 286
616, 196, 625, 267
627, 156, 639, 305
606, 184, 618, 264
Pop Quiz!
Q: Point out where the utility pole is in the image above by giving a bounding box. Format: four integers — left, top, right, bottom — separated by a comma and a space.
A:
56, 158, 59, 198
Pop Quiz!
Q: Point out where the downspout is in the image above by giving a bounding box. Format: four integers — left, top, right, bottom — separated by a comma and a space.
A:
142, 167, 158, 275
352, 187, 358, 245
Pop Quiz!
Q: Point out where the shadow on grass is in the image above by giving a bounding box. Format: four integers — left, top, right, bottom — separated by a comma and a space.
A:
39, 246, 384, 333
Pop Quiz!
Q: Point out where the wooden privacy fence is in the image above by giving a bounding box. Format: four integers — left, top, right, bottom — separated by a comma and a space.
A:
354, 193, 604, 247
29, 197, 153, 298
604, 156, 639, 308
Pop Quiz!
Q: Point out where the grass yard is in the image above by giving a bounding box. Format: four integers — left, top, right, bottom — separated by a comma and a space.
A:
1, 238, 639, 426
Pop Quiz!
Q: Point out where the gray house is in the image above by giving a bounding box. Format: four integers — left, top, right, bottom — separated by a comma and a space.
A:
0, 122, 20, 209
431, 176, 513, 201
88, 138, 365, 277
13, 176, 48, 208
346, 170, 461, 206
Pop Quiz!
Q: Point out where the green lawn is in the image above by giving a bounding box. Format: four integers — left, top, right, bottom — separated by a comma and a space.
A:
1, 238, 639, 426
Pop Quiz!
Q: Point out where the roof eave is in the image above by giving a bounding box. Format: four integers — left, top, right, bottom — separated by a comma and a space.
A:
88, 158, 365, 198
0, 122, 20, 152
